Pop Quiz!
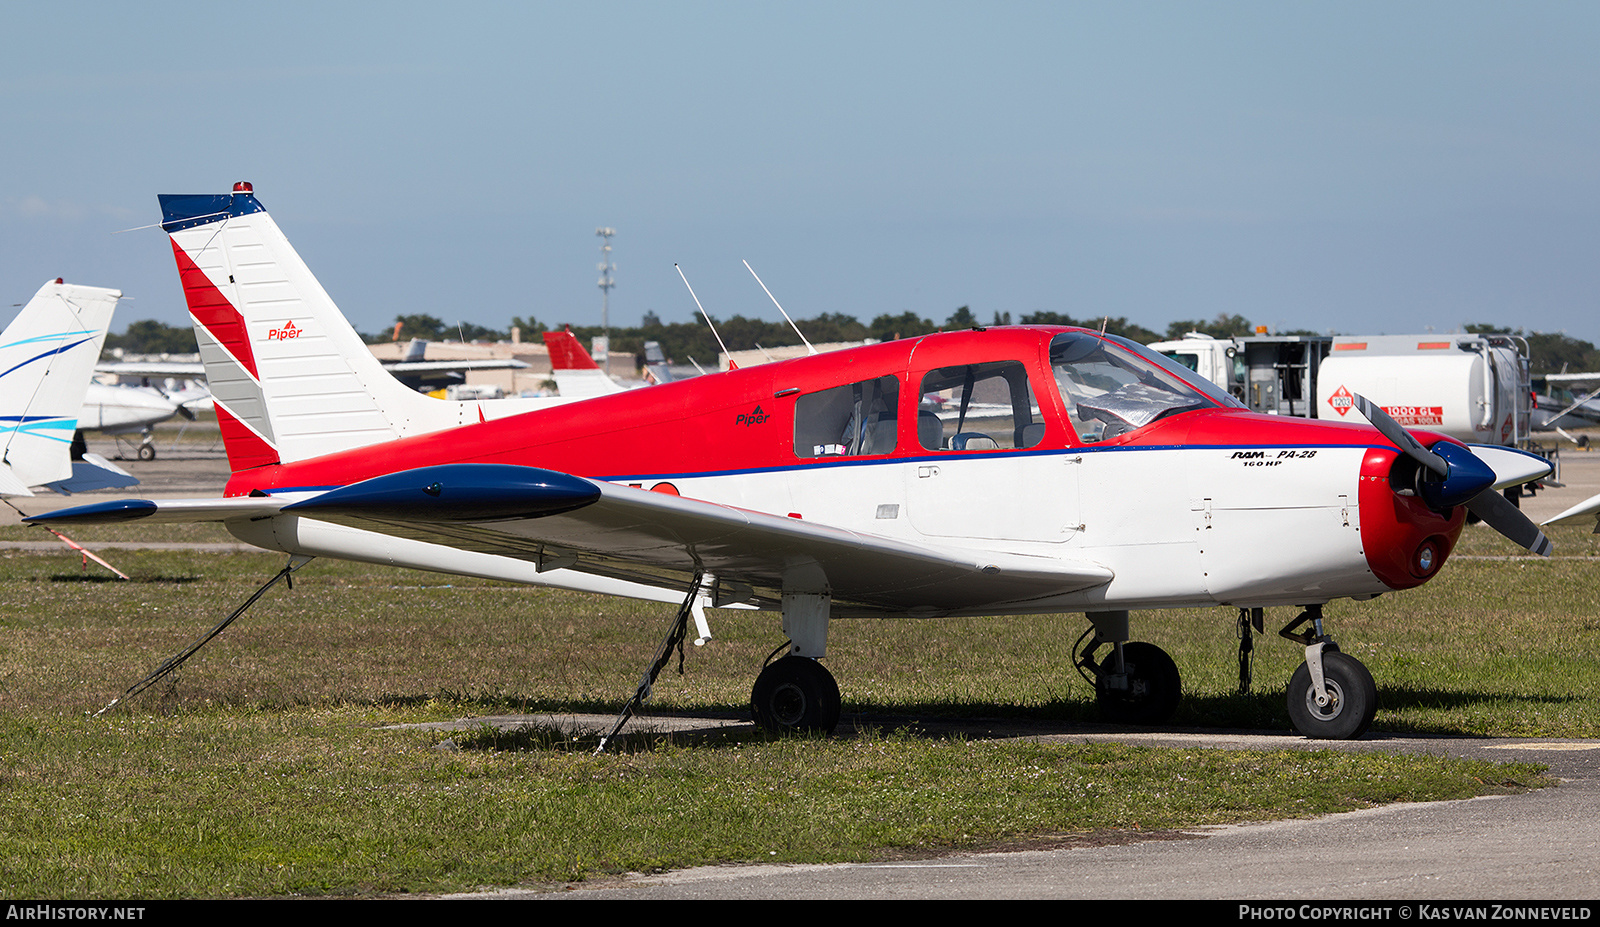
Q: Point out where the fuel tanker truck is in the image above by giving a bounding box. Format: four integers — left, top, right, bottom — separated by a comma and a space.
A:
1149, 331, 1533, 447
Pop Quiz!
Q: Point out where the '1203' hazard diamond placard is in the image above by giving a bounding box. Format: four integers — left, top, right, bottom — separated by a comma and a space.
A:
1327, 385, 1354, 416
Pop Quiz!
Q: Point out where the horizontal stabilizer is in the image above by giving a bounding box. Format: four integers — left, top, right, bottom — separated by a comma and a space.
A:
0, 464, 35, 497
42, 453, 140, 495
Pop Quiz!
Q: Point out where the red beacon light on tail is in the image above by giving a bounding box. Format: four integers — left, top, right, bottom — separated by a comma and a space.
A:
233, 181, 253, 193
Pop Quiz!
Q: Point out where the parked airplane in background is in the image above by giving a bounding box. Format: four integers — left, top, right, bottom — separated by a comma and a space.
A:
33, 185, 1557, 742
542, 329, 625, 397
382, 338, 530, 392
98, 337, 529, 399
0, 279, 136, 495
541, 329, 681, 392
74, 380, 197, 460
1532, 373, 1600, 445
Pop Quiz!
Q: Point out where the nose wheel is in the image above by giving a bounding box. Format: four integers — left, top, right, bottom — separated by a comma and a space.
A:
1279, 606, 1378, 739
1286, 651, 1377, 739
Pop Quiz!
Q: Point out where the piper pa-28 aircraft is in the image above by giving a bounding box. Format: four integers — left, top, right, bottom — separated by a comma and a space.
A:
33, 185, 1558, 740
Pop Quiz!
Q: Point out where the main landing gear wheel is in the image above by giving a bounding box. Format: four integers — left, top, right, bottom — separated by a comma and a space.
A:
137, 443, 156, 461
1095, 641, 1181, 725
751, 656, 841, 735
1286, 651, 1377, 740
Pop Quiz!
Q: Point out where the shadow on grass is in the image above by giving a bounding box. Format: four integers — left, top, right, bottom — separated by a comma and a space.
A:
401, 684, 1592, 752
418, 690, 1306, 754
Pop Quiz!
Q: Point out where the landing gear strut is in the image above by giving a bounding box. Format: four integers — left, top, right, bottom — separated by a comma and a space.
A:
1279, 605, 1377, 740
1076, 611, 1181, 725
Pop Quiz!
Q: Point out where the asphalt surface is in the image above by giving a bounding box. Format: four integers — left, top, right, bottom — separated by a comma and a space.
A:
18, 429, 1600, 900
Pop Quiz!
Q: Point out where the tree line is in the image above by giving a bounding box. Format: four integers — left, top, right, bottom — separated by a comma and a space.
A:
103, 310, 1600, 376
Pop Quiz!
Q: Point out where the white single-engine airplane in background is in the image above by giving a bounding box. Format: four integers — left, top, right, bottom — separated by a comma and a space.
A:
34, 184, 1558, 740
75, 379, 198, 460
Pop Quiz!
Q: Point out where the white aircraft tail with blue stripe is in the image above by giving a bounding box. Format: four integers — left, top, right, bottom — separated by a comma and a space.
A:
0, 279, 122, 495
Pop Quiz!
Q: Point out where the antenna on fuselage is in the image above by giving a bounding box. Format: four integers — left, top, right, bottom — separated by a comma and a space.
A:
743, 260, 816, 355
674, 264, 737, 371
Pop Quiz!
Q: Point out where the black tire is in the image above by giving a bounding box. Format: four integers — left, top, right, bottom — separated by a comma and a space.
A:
1095, 641, 1181, 724
1286, 651, 1377, 740
137, 443, 156, 461
751, 656, 841, 735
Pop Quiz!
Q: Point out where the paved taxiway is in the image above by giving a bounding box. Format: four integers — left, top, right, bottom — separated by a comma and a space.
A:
14, 432, 1600, 899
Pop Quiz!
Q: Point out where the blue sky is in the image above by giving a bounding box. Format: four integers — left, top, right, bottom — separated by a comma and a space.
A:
4, 2, 1598, 344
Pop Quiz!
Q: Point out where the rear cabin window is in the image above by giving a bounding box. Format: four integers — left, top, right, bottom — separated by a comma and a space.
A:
793, 376, 901, 457
917, 360, 1045, 451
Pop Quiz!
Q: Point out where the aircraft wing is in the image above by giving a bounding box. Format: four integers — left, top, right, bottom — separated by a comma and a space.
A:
282, 465, 1112, 616
1543, 491, 1600, 530
1542, 372, 1600, 387
27, 494, 305, 523
33, 464, 1113, 616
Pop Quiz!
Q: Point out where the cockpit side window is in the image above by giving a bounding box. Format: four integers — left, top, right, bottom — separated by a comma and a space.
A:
1050, 332, 1225, 443
917, 360, 1044, 451
794, 375, 901, 457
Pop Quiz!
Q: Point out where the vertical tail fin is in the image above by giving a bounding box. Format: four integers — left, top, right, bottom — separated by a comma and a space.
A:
542, 329, 625, 397
160, 183, 549, 472
0, 280, 121, 494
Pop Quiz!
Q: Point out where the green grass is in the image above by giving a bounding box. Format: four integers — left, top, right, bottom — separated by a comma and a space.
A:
0, 712, 1543, 898
0, 526, 1587, 896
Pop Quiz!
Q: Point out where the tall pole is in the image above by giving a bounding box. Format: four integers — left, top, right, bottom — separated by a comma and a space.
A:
596, 227, 615, 337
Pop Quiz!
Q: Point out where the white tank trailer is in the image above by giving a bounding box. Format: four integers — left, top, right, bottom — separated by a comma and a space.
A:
1149, 332, 1532, 447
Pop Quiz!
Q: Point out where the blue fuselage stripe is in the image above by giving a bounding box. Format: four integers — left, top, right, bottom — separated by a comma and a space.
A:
253, 442, 1392, 497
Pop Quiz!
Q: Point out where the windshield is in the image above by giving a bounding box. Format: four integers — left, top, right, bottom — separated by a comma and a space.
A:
1049, 332, 1235, 442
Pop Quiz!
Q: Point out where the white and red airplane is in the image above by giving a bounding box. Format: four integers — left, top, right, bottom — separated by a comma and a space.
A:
32, 184, 1558, 740
542, 328, 626, 398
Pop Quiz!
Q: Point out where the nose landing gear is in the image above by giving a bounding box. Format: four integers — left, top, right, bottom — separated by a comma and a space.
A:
1278, 605, 1377, 740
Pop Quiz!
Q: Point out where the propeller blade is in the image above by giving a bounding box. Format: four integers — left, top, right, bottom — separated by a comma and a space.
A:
1351, 394, 1448, 477
1465, 489, 1553, 557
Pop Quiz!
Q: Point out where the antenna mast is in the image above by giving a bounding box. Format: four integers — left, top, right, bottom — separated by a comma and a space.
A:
675, 264, 737, 370
744, 260, 815, 355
